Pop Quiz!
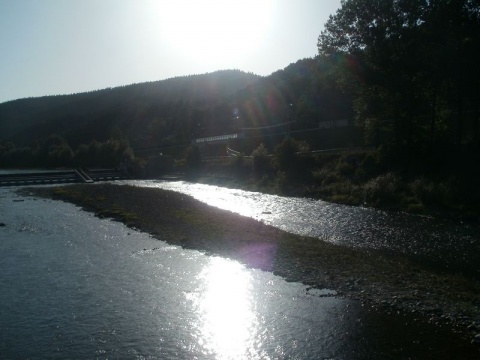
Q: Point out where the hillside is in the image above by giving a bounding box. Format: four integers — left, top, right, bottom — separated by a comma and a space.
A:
0, 70, 260, 149
0, 58, 362, 167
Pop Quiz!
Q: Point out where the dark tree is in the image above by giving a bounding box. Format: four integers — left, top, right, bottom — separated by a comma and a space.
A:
318, 0, 480, 149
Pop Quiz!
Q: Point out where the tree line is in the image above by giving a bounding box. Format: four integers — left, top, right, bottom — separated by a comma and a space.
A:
0, 133, 133, 169
317, 0, 479, 150
1, 1, 479, 176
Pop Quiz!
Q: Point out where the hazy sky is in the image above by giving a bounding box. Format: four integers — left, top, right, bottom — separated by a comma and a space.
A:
0, 0, 342, 104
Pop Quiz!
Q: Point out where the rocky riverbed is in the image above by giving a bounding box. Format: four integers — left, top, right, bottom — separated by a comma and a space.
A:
21, 184, 480, 347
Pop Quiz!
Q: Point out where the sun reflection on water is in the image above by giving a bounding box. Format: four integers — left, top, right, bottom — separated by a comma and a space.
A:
197, 257, 259, 359
194, 185, 258, 218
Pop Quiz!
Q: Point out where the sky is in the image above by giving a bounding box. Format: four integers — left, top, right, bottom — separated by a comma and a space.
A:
0, 0, 342, 104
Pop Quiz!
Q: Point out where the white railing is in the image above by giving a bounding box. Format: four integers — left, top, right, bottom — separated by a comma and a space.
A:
226, 146, 241, 157
194, 133, 239, 144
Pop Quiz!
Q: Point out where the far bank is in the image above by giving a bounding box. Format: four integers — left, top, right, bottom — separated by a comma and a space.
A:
176, 141, 480, 223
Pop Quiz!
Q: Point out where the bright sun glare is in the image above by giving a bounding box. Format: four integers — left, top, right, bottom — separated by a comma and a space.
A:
197, 257, 257, 358
158, 0, 272, 67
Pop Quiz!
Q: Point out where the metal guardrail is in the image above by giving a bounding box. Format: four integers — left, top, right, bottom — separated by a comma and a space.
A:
296, 146, 375, 157
0, 169, 124, 187
74, 169, 94, 183
0, 171, 79, 187
226, 146, 241, 157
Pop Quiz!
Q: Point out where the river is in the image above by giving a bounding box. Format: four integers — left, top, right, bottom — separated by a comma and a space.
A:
123, 180, 480, 279
0, 184, 479, 359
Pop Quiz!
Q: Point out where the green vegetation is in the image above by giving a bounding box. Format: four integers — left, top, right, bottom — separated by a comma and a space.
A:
0, 132, 134, 169
195, 139, 480, 220
2, 1, 479, 219
0, 70, 259, 164
319, 0, 479, 148
182, 145, 203, 179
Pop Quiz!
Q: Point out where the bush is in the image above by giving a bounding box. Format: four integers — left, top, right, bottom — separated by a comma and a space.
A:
184, 145, 202, 178
274, 138, 310, 178
410, 177, 436, 204
363, 172, 401, 206
274, 171, 289, 193
312, 168, 340, 187
274, 138, 298, 171
252, 144, 271, 178
335, 156, 356, 177
409, 177, 452, 207
228, 153, 250, 178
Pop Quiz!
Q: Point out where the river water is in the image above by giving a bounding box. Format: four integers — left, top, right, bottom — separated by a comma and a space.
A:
124, 180, 480, 279
0, 185, 479, 359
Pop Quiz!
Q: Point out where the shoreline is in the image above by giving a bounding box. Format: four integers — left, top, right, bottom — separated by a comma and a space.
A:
20, 183, 480, 346
194, 173, 480, 224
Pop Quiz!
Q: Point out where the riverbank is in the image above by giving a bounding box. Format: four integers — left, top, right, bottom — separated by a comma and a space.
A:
22, 183, 480, 346
190, 145, 480, 223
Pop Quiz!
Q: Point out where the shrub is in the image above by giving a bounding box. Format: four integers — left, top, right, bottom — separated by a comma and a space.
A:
274, 171, 289, 193
184, 145, 202, 178
335, 156, 356, 177
229, 153, 249, 178
363, 172, 401, 206
274, 138, 310, 178
252, 144, 271, 178
409, 177, 451, 206
410, 177, 436, 204
274, 138, 297, 169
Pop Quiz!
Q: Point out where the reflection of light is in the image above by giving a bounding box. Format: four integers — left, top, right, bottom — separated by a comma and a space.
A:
198, 257, 257, 359
195, 186, 257, 218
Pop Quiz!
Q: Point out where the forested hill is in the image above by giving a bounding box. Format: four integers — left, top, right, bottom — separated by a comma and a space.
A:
0, 60, 355, 167
0, 59, 355, 169
0, 70, 260, 148
1, 0, 479, 176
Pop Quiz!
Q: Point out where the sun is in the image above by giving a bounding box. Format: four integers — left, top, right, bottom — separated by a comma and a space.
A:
157, 0, 272, 68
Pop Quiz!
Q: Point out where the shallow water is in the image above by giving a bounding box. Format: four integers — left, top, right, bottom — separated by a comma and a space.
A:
0, 187, 478, 359
124, 180, 480, 278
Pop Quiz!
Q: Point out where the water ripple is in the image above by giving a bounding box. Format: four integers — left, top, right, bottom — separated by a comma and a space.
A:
123, 180, 480, 278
